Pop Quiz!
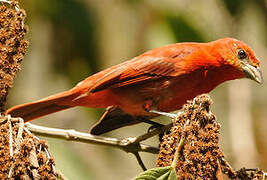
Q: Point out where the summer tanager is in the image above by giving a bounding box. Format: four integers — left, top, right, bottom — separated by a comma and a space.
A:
6, 38, 263, 135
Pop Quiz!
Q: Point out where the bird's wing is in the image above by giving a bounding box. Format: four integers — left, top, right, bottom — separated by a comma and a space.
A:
90, 45, 197, 93
90, 106, 141, 135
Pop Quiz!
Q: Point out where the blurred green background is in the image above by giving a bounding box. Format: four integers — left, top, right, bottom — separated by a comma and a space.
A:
7, 0, 267, 179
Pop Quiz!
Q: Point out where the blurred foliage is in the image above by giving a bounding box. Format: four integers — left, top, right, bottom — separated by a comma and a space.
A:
223, 0, 247, 15
164, 15, 205, 42
26, 0, 99, 84
9, 0, 267, 179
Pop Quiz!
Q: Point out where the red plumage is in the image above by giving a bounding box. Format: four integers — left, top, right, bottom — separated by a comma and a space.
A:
6, 38, 263, 135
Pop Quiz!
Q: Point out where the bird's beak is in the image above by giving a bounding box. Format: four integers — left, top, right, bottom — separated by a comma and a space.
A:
242, 63, 263, 84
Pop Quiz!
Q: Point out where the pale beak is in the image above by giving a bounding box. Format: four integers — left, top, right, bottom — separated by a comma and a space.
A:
242, 63, 263, 84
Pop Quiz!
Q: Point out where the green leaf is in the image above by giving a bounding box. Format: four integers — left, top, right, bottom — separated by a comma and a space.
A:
134, 166, 177, 180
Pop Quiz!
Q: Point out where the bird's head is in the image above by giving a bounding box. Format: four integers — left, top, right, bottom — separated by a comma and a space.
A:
213, 38, 263, 84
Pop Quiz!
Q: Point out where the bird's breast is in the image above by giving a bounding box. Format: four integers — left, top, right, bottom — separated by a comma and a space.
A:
156, 70, 218, 112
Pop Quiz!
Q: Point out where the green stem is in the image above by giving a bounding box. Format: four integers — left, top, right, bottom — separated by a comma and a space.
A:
171, 120, 189, 169
171, 136, 185, 169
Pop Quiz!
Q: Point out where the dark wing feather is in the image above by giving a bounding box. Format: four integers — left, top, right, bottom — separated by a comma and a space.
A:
90, 106, 140, 135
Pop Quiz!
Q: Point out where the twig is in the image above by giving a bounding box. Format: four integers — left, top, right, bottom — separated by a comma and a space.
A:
24, 126, 53, 166
170, 119, 189, 170
126, 123, 172, 144
133, 152, 147, 171
8, 164, 14, 178
24, 116, 172, 172
7, 115, 15, 178
8, 115, 13, 157
171, 136, 184, 168
25, 123, 160, 154
219, 157, 237, 178
15, 118, 24, 144
0, 0, 20, 11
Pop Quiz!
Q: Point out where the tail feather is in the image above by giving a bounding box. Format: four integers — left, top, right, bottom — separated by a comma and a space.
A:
6, 90, 79, 121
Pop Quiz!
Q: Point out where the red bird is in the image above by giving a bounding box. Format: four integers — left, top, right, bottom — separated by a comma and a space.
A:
6, 38, 263, 135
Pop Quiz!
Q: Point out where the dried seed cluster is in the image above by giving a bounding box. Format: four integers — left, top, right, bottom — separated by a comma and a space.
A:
157, 94, 266, 179
0, 116, 61, 179
0, 0, 29, 111
157, 94, 224, 179
0, 1, 60, 179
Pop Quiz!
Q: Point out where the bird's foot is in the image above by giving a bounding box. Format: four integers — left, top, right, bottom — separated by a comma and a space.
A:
147, 123, 167, 142
147, 123, 164, 133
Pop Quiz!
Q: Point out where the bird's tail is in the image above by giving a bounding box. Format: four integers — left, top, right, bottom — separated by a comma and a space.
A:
6, 90, 81, 122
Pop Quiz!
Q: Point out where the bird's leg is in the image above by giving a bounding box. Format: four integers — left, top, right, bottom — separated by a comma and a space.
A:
136, 117, 164, 128
141, 100, 176, 133
149, 110, 179, 119
140, 100, 165, 128
146, 110, 181, 139
143, 98, 179, 119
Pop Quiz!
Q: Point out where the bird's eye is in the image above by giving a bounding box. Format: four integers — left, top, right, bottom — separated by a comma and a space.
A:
238, 49, 247, 60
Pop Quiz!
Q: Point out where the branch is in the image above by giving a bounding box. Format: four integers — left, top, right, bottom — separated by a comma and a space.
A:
133, 152, 147, 171
25, 123, 160, 154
